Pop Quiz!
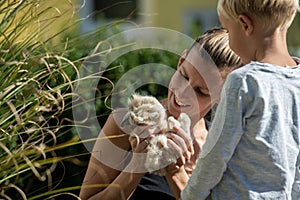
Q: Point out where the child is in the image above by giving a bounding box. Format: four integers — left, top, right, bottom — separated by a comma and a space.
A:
79, 28, 242, 200
181, 0, 300, 199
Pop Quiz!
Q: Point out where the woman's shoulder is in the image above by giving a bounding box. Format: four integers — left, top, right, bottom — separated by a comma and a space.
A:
102, 108, 128, 136
100, 108, 131, 150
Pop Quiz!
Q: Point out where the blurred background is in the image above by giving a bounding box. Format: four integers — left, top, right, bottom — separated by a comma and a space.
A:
79, 0, 219, 38
68, 0, 300, 53
1, 1, 299, 199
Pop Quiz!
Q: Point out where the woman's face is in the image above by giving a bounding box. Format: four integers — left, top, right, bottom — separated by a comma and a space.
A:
167, 48, 223, 125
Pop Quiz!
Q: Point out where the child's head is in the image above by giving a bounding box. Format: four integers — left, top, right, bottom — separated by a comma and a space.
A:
217, 0, 299, 32
168, 27, 241, 122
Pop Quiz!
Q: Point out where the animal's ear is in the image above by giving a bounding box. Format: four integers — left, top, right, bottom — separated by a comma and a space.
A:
177, 49, 187, 69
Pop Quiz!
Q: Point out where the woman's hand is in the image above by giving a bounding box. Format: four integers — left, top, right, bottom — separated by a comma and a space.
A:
164, 125, 194, 175
128, 125, 158, 153
162, 125, 198, 199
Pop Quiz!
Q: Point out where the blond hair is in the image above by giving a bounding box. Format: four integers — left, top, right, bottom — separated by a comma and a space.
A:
217, 0, 299, 31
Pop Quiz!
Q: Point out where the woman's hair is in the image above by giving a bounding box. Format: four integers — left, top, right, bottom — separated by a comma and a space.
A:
217, 0, 299, 31
188, 27, 242, 73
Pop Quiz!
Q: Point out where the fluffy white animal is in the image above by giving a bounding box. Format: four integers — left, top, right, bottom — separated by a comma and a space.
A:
125, 94, 191, 175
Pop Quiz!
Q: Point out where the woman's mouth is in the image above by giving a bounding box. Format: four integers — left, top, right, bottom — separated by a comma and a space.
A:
174, 95, 189, 107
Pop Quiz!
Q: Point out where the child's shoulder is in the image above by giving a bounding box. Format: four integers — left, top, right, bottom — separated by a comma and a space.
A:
227, 60, 299, 79
224, 62, 271, 90
226, 62, 258, 81
225, 58, 300, 90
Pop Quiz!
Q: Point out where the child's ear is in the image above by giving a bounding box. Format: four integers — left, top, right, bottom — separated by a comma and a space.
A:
177, 49, 187, 69
238, 14, 253, 36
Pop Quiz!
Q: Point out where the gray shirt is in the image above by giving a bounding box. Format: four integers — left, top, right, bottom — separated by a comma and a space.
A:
181, 60, 300, 200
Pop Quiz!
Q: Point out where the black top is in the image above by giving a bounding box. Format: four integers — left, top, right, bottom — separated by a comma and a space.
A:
129, 173, 175, 200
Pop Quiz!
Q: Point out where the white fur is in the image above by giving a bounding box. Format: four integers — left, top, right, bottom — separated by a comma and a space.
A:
126, 94, 191, 175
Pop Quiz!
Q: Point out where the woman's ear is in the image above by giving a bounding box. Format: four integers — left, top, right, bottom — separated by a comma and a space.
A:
177, 49, 188, 69
238, 14, 253, 36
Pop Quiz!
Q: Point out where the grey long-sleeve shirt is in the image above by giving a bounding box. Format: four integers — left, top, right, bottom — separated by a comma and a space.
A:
182, 60, 300, 200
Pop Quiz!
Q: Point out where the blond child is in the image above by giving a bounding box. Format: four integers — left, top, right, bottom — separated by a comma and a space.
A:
182, 0, 300, 199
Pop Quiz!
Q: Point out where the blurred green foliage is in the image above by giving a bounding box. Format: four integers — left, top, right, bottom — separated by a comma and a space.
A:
288, 13, 300, 56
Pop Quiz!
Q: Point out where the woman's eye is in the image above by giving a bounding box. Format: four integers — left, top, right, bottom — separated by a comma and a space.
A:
179, 70, 188, 80
195, 87, 210, 96
182, 73, 188, 80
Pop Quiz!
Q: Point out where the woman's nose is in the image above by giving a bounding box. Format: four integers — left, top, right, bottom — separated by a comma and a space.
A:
177, 80, 194, 96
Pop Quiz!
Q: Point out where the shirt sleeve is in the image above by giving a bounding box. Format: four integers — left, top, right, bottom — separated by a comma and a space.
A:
292, 153, 300, 199
181, 72, 252, 200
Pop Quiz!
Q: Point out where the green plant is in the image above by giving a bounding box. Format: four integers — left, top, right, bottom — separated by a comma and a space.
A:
0, 0, 94, 199
0, 1, 180, 199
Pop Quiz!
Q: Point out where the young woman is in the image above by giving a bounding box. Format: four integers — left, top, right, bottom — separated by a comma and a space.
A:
79, 27, 242, 200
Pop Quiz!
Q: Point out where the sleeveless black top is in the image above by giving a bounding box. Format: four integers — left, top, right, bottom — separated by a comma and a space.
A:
129, 173, 175, 200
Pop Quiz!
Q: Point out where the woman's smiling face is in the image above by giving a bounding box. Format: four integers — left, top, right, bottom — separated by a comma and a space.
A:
167, 47, 223, 125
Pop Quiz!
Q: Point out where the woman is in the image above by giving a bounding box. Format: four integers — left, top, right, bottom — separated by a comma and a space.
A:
79, 27, 242, 200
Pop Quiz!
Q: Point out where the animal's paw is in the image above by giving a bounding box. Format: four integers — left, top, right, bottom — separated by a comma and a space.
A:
167, 113, 191, 134
177, 113, 191, 133
167, 116, 181, 129
128, 94, 166, 127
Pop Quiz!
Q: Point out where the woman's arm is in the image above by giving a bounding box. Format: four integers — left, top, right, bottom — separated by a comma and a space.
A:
79, 112, 149, 200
